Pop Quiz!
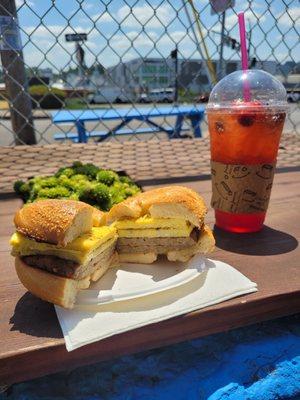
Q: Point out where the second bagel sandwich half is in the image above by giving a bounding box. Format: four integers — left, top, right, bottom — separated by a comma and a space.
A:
108, 186, 215, 264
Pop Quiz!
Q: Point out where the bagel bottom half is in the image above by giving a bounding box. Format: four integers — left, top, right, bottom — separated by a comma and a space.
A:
15, 254, 118, 309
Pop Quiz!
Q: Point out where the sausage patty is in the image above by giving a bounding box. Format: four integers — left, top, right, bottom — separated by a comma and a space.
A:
22, 244, 115, 279
117, 227, 200, 254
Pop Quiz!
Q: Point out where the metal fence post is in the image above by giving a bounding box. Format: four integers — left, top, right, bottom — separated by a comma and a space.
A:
218, 11, 226, 80
0, 0, 36, 145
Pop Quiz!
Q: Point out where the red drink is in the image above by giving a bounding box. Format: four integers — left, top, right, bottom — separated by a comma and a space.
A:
207, 70, 287, 233
207, 107, 285, 232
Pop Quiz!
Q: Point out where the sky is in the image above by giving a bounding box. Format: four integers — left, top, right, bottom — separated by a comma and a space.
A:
15, 0, 300, 73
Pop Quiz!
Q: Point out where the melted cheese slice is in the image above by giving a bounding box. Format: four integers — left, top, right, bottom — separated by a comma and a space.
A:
113, 216, 193, 238
10, 226, 117, 264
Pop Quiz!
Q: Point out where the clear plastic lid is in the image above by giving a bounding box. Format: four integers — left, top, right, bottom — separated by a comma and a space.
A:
207, 69, 288, 112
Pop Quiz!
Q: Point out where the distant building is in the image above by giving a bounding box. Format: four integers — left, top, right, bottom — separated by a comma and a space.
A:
107, 58, 281, 95
179, 60, 210, 92
58, 58, 291, 95
108, 58, 174, 93
275, 73, 300, 90
178, 60, 243, 92
254, 61, 277, 75
38, 68, 53, 80
27, 67, 53, 86
277, 61, 299, 76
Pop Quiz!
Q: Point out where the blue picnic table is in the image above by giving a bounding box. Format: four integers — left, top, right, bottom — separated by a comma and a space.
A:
52, 105, 205, 143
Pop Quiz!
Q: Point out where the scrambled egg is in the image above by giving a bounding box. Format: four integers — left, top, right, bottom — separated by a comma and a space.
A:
10, 226, 117, 264
113, 216, 193, 238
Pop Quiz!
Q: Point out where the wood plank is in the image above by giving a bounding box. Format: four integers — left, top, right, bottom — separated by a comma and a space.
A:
0, 171, 299, 385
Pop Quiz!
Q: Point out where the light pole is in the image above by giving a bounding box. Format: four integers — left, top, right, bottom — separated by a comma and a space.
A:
65, 33, 87, 88
171, 46, 178, 103
247, 18, 252, 58
218, 10, 226, 80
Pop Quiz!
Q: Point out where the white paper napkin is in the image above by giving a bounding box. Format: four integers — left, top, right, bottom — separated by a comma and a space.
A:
55, 258, 257, 351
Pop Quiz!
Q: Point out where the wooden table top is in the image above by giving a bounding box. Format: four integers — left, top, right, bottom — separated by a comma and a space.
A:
0, 138, 299, 386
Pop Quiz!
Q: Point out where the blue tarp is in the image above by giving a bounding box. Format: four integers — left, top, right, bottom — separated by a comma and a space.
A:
2, 314, 300, 400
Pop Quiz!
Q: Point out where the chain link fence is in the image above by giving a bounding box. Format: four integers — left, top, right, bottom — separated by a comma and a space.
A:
0, 0, 299, 146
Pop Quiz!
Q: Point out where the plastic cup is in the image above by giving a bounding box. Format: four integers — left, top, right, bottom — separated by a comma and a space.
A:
206, 69, 288, 233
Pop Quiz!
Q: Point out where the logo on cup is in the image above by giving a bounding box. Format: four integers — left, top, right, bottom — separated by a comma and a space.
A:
256, 164, 273, 179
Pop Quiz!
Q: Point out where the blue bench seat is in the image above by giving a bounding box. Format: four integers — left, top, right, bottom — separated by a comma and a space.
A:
54, 125, 190, 142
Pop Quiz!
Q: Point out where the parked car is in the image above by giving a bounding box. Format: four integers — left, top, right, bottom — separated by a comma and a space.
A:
287, 91, 300, 103
194, 93, 209, 103
139, 88, 174, 103
88, 87, 133, 104
138, 93, 149, 103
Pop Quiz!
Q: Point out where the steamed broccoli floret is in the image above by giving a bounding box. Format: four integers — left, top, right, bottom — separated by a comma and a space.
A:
56, 174, 92, 194
56, 162, 102, 181
109, 181, 141, 205
36, 186, 71, 200
69, 174, 92, 192
28, 188, 39, 202
72, 161, 83, 168
124, 185, 140, 197
68, 192, 80, 200
55, 167, 75, 178
70, 174, 90, 182
14, 180, 26, 194
14, 180, 31, 202
28, 183, 43, 202
27, 176, 58, 190
13, 163, 139, 209
96, 170, 119, 186
78, 183, 111, 210
25, 177, 47, 202
71, 162, 99, 179
38, 176, 58, 188
28, 176, 43, 187
119, 176, 133, 185
56, 175, 74, 190
109, 186, 126, 205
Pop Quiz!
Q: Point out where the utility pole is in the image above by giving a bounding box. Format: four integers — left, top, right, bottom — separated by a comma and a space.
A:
249, 19, 256, 70
0, 0, 36, 144
76, 41, 85, 87
247, 18, 252, 58
182, 0, 215, 89
171, 46, 178, 103
65, 32, 88, 97
218, 10, 226, 80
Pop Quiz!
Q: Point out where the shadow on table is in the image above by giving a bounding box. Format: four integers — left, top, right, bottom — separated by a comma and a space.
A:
214, 225, 298, 256
10, 292, 62, 339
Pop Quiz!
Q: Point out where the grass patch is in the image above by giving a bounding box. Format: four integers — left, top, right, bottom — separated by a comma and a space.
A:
65, 98, 89, 109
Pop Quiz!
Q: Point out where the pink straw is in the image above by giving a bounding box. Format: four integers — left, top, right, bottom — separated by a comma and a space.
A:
238, 12, 251, 101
